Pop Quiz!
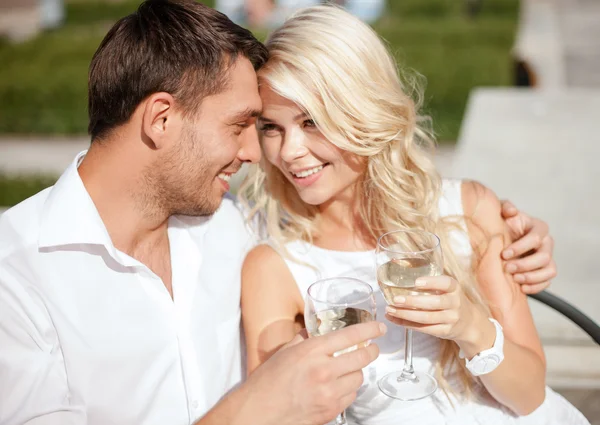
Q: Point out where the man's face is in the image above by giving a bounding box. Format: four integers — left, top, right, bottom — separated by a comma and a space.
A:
155, 57, 262, 216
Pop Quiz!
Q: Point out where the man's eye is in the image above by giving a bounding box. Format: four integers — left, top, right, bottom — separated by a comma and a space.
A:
233, 123, 249, 135
258, 123, 280, 137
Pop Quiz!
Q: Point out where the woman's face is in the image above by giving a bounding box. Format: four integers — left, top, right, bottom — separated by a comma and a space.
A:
258, 85, 364, 207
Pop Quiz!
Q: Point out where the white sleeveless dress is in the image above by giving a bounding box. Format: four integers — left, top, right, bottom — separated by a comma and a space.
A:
277, 180, 589, 425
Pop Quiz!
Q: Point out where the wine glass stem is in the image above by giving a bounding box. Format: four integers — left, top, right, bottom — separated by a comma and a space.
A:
399, 328, 417, 381
335, 410, 347, 425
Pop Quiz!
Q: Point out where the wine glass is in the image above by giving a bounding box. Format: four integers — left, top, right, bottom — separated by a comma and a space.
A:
375, 229, 443, 401
305, 277, 377, 425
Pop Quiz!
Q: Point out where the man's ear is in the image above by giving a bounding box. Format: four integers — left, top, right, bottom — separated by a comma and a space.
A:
141, 92, 180, 150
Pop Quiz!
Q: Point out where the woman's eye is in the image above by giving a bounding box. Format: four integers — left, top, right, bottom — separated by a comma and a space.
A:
303, 119, 316, 128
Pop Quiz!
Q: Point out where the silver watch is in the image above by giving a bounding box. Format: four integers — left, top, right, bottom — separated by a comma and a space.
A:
459, 318, 504, 376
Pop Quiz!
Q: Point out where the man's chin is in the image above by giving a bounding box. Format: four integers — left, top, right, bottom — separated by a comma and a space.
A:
173, 198, 222, 217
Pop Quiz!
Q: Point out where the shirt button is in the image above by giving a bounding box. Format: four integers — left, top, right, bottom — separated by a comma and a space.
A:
192, 400, 199, 409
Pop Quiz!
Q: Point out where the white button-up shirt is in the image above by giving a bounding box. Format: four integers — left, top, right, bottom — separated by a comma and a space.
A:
0, 153, 255, 425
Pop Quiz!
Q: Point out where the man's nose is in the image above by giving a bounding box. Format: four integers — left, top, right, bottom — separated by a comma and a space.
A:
238, 125, 262, 164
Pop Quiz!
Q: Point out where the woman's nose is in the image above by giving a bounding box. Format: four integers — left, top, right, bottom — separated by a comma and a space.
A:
280, 127, 309, 163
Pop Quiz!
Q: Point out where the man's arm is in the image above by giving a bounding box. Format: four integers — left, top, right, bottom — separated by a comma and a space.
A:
0, 279, 86, 424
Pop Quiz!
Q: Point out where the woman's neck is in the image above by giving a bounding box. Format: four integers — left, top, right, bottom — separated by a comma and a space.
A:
313, 192, 374, 252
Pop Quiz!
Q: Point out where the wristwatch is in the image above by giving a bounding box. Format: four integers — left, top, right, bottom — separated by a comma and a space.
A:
459, 318, 505, 376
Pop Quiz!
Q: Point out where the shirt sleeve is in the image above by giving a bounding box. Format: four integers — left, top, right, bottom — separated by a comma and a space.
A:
0, 276, 86, 425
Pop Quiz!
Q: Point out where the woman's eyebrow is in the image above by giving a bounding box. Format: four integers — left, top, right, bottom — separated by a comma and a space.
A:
260, 112, 308, 123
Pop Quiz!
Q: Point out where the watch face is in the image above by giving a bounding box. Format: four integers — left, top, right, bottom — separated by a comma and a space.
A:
474, 355, 501, 374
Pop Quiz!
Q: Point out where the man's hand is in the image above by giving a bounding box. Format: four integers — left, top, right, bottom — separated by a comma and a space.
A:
500, 200, 556, 294
231, 321, 385, 425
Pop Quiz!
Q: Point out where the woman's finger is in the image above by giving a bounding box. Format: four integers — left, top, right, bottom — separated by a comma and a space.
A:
385, 306, 457, 325
413, 275, 457, 294
391, 293, 457, 311
384, 315, 449, 337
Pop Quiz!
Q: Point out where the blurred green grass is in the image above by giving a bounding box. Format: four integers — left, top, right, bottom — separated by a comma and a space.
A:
0, 0, 518, 140
0, 174, 56, 207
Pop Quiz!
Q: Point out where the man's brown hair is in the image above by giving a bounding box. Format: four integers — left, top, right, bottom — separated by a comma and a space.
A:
88, 0, 268, 140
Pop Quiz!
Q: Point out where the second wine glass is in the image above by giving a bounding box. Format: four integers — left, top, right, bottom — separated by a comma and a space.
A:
375, 229, 443, 401
305, 277, 377, 425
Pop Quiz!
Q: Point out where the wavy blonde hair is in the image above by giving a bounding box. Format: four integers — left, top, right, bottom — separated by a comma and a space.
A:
239, 5, 489, 396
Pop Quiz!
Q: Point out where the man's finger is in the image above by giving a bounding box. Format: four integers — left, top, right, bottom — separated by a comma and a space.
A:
338, 391, 358, 413
505, 252, 551, 274
332, 369, 365, 398
322, 321, 386, 355
282, 330, 308, 350
500, 200, 518, 218
502, 231, 544, 260
514, 264, 557, 285
521, 281, 551, 294
331, 343, 380, 377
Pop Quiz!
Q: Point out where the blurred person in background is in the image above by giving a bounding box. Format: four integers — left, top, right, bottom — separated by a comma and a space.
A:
215, 0, 385, 28
40, 0, 64, 29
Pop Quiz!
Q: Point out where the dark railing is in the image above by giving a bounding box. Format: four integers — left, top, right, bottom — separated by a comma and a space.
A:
528, 291, 600, 345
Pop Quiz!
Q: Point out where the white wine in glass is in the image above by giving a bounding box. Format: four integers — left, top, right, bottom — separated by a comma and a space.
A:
377, 257, 442, 303
375, 229, 443, 401
305, 277, 377, 425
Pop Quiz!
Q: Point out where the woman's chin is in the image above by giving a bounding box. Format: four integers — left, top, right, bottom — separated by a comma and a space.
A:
298, 190, 332, 207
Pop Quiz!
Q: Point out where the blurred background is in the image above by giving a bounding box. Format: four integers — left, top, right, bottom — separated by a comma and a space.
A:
0, 0, 598, 421
0, 0, 523, 201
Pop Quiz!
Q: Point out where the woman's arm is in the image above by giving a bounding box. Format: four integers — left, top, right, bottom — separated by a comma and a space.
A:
462, 181, 546, 414
241, 244, 304, 374
384, 181, 546, 415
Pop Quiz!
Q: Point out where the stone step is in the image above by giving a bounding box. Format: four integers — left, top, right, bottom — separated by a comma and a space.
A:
0, 137, 89, 175
546, 344, 600, 389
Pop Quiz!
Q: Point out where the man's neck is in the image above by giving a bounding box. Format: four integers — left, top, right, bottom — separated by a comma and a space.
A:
78, 141, 169, 257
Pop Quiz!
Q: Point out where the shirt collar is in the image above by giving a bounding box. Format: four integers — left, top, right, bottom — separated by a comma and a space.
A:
38, 151, 115, 247
38, 151, 141, 267
38, 151, 213, 268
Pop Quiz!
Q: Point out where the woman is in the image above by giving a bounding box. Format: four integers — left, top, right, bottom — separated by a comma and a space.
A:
239, 5, 587, 425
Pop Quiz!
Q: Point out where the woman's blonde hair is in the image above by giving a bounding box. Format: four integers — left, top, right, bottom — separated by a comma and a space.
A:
239, 5, 488, 396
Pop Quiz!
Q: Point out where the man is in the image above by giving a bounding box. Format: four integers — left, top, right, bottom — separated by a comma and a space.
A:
0, 1, 554, 424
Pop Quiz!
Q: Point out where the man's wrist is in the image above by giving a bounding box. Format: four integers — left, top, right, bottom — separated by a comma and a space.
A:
195, 383, 261, 425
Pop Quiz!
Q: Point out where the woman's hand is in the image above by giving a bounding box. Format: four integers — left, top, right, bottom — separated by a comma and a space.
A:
384, 275, 494, 355
500, 200, 556, 294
